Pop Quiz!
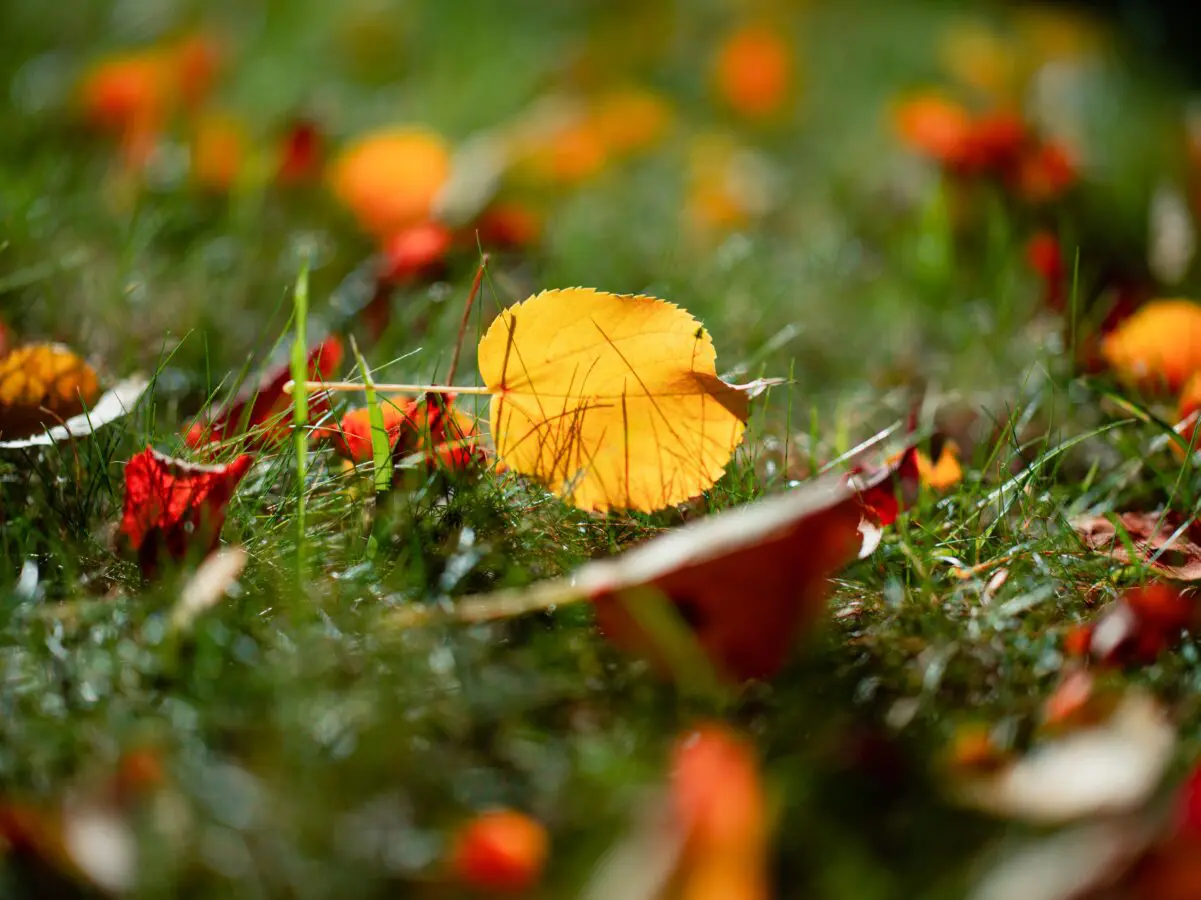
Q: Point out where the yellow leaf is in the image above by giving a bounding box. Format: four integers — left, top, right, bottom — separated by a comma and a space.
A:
916, 441, 963, 491
477, 288, 752, 513
0, 344, 101, 440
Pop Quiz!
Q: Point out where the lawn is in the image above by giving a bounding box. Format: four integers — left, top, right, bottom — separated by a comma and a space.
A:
1, 1, 1200, 897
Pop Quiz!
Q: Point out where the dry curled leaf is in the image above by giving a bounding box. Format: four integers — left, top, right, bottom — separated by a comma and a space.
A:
479, 288, 769, 514
1072, 511, 1201, 580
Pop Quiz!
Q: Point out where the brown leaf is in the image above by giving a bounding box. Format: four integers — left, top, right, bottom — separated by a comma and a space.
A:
1072, 512, 1201, 580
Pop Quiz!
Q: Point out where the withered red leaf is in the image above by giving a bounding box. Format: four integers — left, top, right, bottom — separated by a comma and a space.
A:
1073, 511, 1201, 581
591, 448, 915, 681
185, 336, 343, 449
120, 447, 253, 575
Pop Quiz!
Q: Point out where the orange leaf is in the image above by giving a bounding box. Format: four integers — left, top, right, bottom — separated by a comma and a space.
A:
450, 809, 548, 893
1102, 299, 1201, 392
916, 441, 963, 490
191, 111, 245, 193
478, 289, 760, 513
328, 127, 452, 237
78, 52, 170, 136
892, 92, 974, 167
713, 23, 793, 120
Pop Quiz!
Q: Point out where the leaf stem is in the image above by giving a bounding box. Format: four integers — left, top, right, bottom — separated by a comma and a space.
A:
285, 380, 493, 396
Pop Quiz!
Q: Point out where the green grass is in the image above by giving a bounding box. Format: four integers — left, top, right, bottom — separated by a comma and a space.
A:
2, 0, 1200, 897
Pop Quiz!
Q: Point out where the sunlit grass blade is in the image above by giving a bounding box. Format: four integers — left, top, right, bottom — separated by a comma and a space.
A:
349, 335, 393, 495
290, 259, 311, 581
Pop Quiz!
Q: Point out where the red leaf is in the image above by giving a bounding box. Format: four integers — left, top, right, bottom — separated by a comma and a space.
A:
120, 447, 253, 575
186, 336, 343, 449
1026, 230, 1066, 311
850, 445, 920, 526
591, 458, 902, 681
1075, 583, 1196, 667
277, 118, 323, 184
379, 222, 453, 284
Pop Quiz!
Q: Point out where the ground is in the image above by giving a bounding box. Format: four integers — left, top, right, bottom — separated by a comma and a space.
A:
0, 1, 1199, 897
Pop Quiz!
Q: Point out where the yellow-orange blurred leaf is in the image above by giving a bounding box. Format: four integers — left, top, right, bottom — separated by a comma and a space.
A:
191, 112, 246, 192
916, 441, 963, 490
1101, 299, 1201, 392
939, 20, 1019, 98
686, 134, 779, 234
0, 344, 101, 440
589, 87, 673, 157
478, 289, 752, 513
328, 127, 452, 237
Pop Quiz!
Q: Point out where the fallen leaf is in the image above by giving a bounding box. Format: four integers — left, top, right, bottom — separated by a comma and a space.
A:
0, 343, 100, 440
186, 335, 343, 449
450, 809, 548, 893
892, 92, 974, 168
321, 397, 417, 463
472, 201, 543, 250
960, 109, 1028, 174
170, 31, 222, 111
190, 110, 246, 192
328, 127, 452, 237
379, 221, 453, 284
671, 724, 770, 900
672, 724, 765, 855
276, 118, 323, 184
939, 20, 1018, 98
1072, 511, 1201, 580
1101, 299, 1201, 392
77, 51, 170, 141
1065, 583, 1196, 666
0, 375, 147, 449
589, 86, 673, 156
478, 288, 762, 513
120, 448, 253, 576
171, 546, 247, 631
851, 444, 921, 526
953, 691, 1174, 823
1011, 139, 1077, 203
322, 393, 484, 473
916, 440, 963, 490
1026, 230, 1066, 310
712, 23, 794, 121
396, 450, 910, 681
686, 134, 780, 233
